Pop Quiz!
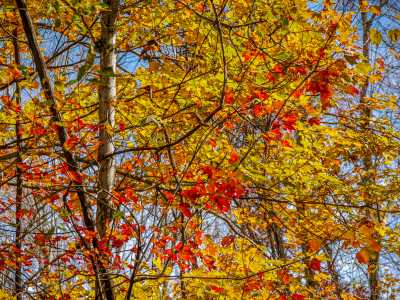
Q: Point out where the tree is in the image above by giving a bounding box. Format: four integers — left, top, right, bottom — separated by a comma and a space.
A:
1, 0, 400, 299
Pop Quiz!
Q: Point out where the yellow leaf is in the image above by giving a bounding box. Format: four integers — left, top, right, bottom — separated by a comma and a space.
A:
104, 123, 114, 136
370, 28, 382, 46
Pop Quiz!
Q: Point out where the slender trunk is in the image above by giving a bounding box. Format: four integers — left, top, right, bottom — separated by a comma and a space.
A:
298, 209, 317, 289
96, 0, 118, 299
360, 8, 380, 300
324, 244, 343, 299
12, 27, 23, 300
14, 1, 115, 300
294, 109, 317, 289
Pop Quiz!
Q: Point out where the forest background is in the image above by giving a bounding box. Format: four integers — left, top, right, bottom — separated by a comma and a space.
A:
1, 0, 400, 299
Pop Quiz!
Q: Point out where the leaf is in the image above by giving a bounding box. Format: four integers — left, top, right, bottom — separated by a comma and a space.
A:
150, 138, 158, 147
210, 285, 224, 293
389, 48, 400, 60
387, 29, 398, 45
77, 45, 95, 82
355, 62, 372, 76
55, 19, 61, 29
344, 55, 357, 65
370, 28, 382, 46
98, 71, 118, 77
277, 52, 287, 60
112, 211, 124, 218
356, 250, 369, 264
67, 170, 82, 183
140, 117, 147, 127
104, 123, 114, 136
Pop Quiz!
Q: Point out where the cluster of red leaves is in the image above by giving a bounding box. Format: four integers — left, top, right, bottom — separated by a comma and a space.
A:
150, 231, 203, 271
279, 294, 306, 300
181, 165, 248, 214
307, 257, 322, 271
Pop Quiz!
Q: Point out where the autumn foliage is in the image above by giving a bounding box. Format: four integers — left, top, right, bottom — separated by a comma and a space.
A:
1, 0, 400, 299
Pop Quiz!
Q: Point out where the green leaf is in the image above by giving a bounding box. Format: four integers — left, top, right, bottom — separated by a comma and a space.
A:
5, 6, 14, 11
150, 138, 158, 147
76, 45, 95, 82
355, 62, 372, 76
311, 31, 323, 38
72, 13, 80, 23
76, 23, 87, 33
140, 117, 147, 127
97, 71, 118, 77
54, 1, 60, 12
277, 52, 287, 60
112, 211, 124, 218
55, 19, 62, 29
66, 79, 78, 86
44, 99, 54, 106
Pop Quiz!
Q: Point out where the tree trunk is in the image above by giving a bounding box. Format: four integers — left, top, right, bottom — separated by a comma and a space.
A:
360, 6, 380, 300
96, 0, 118, 299
12, 26, 23, 300
14, 1, 115, 299
294, 109, 317, 289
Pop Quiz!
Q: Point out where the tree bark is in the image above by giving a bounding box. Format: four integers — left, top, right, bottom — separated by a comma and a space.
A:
12, 26, 23, 300
14, 1, 115, 299
360, 6, 380, 300
96, 0, 119, 299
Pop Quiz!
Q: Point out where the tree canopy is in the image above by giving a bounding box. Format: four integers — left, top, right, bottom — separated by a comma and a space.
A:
1, 0, 400, 299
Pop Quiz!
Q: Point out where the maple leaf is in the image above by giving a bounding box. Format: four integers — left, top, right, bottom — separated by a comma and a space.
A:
356, 250, 369, 264
210, 285, 224, 292
292, 293, 306, 299
221, 235, 235, 246
281, 139, 292, 148
308, 117, 322, 126
307, 258, 321, 271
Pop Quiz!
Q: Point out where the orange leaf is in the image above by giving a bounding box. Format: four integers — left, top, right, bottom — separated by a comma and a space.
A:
356, 250, 369, 264
376, 57, 384, 68
69, 171, 82, 183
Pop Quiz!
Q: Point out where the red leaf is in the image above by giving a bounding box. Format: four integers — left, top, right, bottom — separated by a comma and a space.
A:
281, 139, 292, 148
307, 258, 321, 271
308, 117, 322, 126
228, 152, 239, 164
118, 121, 125, 131
376, 57, 384, 68
210, 285, 224, 292
209, 138, 217, 148
292, 293, 306, 299
293, 90, 303, 100
69, 171, 82, 183
221, 235, 235, 246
